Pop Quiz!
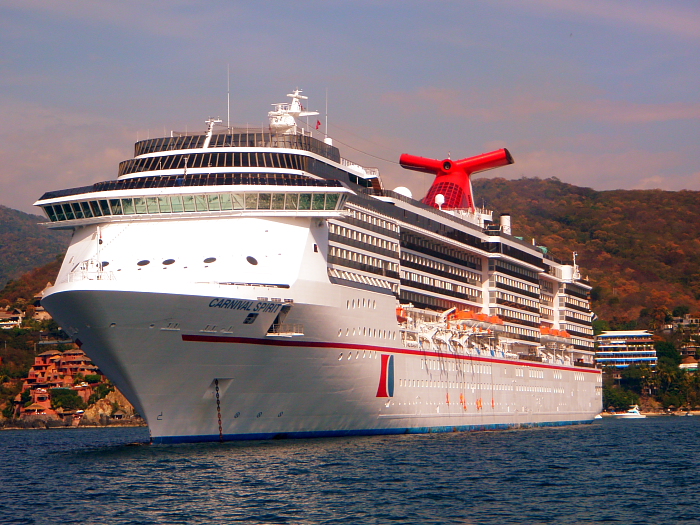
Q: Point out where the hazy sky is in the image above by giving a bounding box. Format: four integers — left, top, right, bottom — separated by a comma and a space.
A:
2, 0, 699, 214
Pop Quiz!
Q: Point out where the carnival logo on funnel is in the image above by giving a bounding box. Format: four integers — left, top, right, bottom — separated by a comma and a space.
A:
376, 354, 394, 397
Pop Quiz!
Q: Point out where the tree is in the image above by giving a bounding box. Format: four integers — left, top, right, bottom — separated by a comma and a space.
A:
655, 341, 681, 367
50, 389, 86, 411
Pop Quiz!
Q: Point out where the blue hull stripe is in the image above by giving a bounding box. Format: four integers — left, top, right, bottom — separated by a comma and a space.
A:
152, 419, 595, 445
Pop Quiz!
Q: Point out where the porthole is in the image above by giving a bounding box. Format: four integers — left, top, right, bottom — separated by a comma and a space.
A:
246, 256, 258, 265
102, 261, 109, 268
162, 259, 175, 265
137, 260, 150, 266
204, 257, 216, 264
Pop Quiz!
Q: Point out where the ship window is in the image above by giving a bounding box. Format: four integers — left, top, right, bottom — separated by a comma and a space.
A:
80, 202, 94, 218
195, 195, 208, 212
137, 260, 150, 266
284, 193, 298, 210
219, 193, 233, 210
52, 205, 65, 221
134, 198, 147, 214
312, 194, 325, 210
109, 199, 123, 215
72, 202, 84, 219
258, 193, 272, 210
207, 194, 221, 211
170, 195, 184, 213
271, 193, 285, 210
89, 201, 102, 217
298, 194, 311, 210
245, 193, 258, 209
162, 259, 175, 265
203, 257, 216, 264
232, 193, 245, 210
325, 194, 339, 210
144, 197, 158, 213
158, 196, 172, 213
42, 205, 56, 222
246, 256, 258, 265
121, 199, 135, 215
182, 195, 195, 212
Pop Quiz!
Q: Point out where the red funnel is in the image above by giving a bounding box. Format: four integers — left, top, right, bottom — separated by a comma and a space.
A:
399, 149, 513, 211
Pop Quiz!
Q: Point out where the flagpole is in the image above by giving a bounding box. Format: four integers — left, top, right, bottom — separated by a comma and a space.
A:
325, 88, 328, 140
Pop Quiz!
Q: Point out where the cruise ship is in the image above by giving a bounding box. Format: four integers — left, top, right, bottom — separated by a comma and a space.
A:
35, 89, 602, 443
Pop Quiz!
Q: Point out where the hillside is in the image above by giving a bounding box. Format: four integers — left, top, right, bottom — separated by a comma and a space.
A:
0, 205, 70, 289
473, 177, 700, 325
3, 180, 700, 327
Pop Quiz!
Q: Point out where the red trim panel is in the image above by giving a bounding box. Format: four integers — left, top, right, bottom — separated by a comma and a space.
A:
181, 334, 601, 374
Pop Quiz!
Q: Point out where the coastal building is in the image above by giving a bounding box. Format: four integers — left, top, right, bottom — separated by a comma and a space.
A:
14, 348, 104, 418
595, 330, 657, 368
0, 308, 23, 329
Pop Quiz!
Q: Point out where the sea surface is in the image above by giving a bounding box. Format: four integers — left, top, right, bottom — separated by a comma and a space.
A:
1, 416, 697, 524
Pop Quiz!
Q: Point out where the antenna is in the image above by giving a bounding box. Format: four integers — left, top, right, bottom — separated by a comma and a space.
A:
227, 64, 230, 129
325, 88, 328, 140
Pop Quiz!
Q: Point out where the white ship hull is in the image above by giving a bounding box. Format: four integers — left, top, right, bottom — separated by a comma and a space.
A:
43, 282, 600, 444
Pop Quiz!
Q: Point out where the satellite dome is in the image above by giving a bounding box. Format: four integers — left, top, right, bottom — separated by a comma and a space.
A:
393, 186, 413, 199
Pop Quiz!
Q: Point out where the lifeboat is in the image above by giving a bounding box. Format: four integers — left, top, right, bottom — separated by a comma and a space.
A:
396, 307, 407, 324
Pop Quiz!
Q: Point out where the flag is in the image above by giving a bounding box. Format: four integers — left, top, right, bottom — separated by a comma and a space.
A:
316, 120, 321, 130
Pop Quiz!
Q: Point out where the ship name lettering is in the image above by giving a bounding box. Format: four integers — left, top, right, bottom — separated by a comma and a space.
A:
208, 299, 282, 313
253, 302, 283, 313
209, 298, 254, 311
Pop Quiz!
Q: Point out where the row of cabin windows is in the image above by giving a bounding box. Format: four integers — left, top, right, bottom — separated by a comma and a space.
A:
328, 246, 399, 273
400, 270, 480, 299
327, 268, 398, 292
401, 251, 481, 284
401, 232, 482, 270
493, 306, 539, 324
561, 295, 589, 310
493, 274, 540, 295
489, 290, 540, 310
347, 208, 398, 232
43, 192, 344, 222
328, 223, 399, 252
489, 260, 539, 280
118, 151, 375, 189
119, 151, 307, 176
500, 323, 539, 339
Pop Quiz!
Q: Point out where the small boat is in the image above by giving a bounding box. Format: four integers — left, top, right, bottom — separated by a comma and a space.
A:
613, 405, 646, 419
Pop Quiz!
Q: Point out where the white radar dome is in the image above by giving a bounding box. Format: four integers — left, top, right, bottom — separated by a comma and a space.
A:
393, 186, 413, 199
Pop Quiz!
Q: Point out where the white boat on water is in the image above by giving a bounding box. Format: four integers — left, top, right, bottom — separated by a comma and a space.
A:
614, 405, 646, 419
34, 89, 602, 443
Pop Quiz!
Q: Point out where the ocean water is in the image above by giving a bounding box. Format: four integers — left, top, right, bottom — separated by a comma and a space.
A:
1, 417, 697, 524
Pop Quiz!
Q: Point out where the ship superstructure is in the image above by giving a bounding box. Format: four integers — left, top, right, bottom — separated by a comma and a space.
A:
35, 89, 601, 443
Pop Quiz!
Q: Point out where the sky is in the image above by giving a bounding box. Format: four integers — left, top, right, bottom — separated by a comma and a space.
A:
1, 0, 699, 214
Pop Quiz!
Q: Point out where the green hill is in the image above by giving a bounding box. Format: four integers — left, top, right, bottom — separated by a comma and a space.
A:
3, 180, 700, 327
473, 177, 700, 325
0, 205, 70, 290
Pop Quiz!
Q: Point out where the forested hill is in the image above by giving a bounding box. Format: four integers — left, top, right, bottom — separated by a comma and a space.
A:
3, 181, 700, 327
473, 177, 700, 324
0, 205, 70, 289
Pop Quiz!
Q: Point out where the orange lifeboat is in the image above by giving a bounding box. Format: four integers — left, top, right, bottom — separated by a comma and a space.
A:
476, 313, 489, 322
540, 326, 550, 335
396, 307, 407, 324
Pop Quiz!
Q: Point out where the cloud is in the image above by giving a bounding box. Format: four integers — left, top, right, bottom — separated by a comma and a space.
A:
509, 0, 700, 42
382, 87, 700, 125
0, 99, 132, 213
